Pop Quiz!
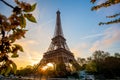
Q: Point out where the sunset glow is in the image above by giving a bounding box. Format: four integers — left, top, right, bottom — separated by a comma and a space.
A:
41, 63, 54, 71
0, 0, 120, 69
47, 63, 54, 67
42, 66, 48, 71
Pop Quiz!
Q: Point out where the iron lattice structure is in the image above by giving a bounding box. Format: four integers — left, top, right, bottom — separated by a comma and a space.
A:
47, 11, 70, 52
37, 11, 80, 74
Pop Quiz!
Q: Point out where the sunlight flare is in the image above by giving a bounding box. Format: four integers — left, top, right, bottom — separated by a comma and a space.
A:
42, 66, 48, 71
41, 63, 54, 71
47, 63, 54, 67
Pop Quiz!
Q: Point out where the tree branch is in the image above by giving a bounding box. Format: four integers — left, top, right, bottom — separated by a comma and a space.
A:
106, 12, 120, 18
0, 0, 14, 9
91, 0, 120, 11
99, 18, 120, 25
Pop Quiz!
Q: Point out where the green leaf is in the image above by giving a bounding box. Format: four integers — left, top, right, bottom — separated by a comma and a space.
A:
31, 3, 37, 12
14, 44, 24, 52
0, 69, 6, 75
5, 66, 11, 76
11, 44, 23, 58
24, 14, 37, 23
109, 0, 114, 3
24, 3, 37, 12
11, 61, 17, 74
11, 53, 19, 58
23, 3, 37, 12
19, 15, 26, 28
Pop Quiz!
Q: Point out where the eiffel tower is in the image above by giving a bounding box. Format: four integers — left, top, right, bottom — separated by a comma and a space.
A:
37, 10, 80, 75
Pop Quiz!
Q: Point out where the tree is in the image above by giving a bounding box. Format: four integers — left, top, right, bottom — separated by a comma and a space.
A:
86, 61, 97, 73
114, 53, 120, 58
85, 50, 120, 78
92, 50, 110, 61
90, 0, 120, 25
0, 0, 36, 76
102, 56, 120, 78
55, 62, 70, 77
16, 65, 34, 76
77, 57, 86, 66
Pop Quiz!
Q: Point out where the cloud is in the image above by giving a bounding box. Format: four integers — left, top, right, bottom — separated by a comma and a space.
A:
90, 26, 120, 52
11, 18, 54, 68
72, 26, 120, 58
11, 39, 42, 68
71, 43, 90, 58
80, 33, 104, 40
11, 16, 54, 68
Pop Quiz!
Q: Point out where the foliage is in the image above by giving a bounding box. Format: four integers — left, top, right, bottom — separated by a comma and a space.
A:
69, 60, 81, 71
114, 52, 120, 58
16, 65, 34, 76
86, 61, 97, 73
90, 0, 120, 25
55, 62, 70, 77
85, 50, 120, 78
92, 50, 110, 62
0, 0, 36, 76
77, 50, 120, 78
17, 50, 120, 78
77, 58, 86, 66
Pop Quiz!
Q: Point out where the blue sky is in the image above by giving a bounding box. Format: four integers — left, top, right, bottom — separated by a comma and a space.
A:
0, 0, 120, 68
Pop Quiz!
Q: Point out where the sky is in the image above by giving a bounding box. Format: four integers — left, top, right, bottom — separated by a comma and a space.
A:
0, 0, 120, 69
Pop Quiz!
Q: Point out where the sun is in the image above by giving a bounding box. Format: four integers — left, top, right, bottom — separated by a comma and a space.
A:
47, 63, 54, 67
31, 60, 40, 66
42, 66, 48, 71
41, 63, 54, 71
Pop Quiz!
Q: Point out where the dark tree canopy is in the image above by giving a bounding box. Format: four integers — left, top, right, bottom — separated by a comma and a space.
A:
86, 50, 120, 78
